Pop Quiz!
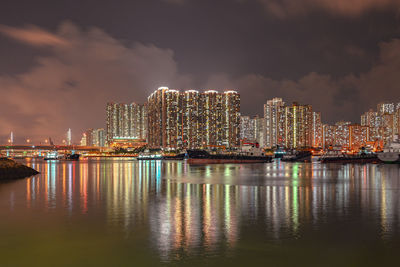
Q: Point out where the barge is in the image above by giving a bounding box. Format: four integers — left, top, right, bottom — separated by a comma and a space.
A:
186, 143, 272, 164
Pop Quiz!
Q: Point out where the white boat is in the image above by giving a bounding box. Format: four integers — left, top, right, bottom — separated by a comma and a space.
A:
44, 151, 61, 161
137, 149, 162, 160
377, 136, 400, 163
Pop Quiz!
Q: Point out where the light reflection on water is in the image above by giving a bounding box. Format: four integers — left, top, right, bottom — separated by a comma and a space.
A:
1, 159, 400, 265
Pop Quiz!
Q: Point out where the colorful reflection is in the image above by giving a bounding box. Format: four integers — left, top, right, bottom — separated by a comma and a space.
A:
14, 159, 400, 259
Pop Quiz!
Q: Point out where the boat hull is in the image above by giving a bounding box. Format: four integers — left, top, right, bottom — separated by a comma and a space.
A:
186, 149, 272, 164
377, 152, 400, 163
281, 151, 312, 163
320, 156, 379, 164
187, 158, 271, 164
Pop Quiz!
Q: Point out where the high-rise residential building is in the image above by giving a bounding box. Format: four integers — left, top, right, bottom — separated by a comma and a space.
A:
380, 113, 395, 143
147, 87, 181, 149
200, 90, 224, 148
377, 102, 395, 115
360, 104, 399, 146
334, 121, 351, 148
80, 129, 93, 146
322, 124, 335, 149
395, 108, 400, 136
349, 124, 369, 151
147, 87, 240, 149
284, 102, 313, 148
106, 102, 147, 144
264, 98, 285, 148
253, 115, 264, 146
240, 115, 264, 145
240, 116, 253, 141
312, 112, 322, 148
92, 128, 106, 147
182, 90, 200, 148
222, 91, 241, 148
66, 128, 72, 145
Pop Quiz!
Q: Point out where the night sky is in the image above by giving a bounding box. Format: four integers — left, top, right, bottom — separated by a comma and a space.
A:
1, 0, 400, 143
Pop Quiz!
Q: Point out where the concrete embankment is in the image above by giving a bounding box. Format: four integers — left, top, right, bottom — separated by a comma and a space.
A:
0, 158, 39, 180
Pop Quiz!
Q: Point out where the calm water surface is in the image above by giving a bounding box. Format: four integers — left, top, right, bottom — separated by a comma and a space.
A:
1, 158, 400, 266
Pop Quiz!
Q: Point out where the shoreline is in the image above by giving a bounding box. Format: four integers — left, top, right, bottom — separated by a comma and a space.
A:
0, 158, 39, 180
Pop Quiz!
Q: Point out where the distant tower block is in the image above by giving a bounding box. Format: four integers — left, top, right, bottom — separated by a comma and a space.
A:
67, 128, 72, 145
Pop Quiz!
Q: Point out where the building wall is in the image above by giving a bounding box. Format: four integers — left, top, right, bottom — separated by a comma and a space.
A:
284, 103, 313, 149
264, 98, 285, 148
106, 102, 147, 144
146, 87, 240, 149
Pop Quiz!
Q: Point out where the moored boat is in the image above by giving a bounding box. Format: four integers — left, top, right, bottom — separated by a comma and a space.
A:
162, 153, 186, 160
377, 136, 400, 163
320, 153, 379, 164
64, 153, 80, 160
44, 151, 60, 161
186, 143, 272, 164
281, 150, 312, 162
137, 150, 162, 160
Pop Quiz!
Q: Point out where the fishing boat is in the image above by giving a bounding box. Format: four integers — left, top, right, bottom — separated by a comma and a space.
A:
137, 150, 163, 160
44, 151, 60, 161
377, 136, 400, 163
64, 153, 80, 160
274, 146, 286, 159
162, 153, 186, 160
186, 143, 272, 164
281, 150, 312, 162
320, 152, 379, 164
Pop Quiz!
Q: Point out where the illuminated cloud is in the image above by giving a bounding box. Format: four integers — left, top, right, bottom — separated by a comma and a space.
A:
0, 24, 69, 47
257, 0, 400, 18
2, 21, 400, 143
0, 22, 191, 143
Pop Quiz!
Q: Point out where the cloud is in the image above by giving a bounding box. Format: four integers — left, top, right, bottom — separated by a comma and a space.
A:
162, 0, 186, 5
2, 21, 400, 143
0, 24, 69, 47
257, 0, 400, 18
0, 22, 192, 143
203, 38, 400, 123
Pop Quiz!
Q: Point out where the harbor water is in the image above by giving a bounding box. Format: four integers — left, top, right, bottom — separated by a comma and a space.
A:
1, 158, 400, 266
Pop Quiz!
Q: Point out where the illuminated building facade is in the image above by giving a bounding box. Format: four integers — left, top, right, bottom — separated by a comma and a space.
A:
264, 98, 285, 148
253, 115, 264, 146
284, 102, 313, 149
360, 102, 400, 146
222, 91, 241, 148
334, 121, 351, 148
92, 128, 106, 147
322, 124, 335, 149
147, 87, 240, 149
240, 115, 264, 145
312, 112, 322, 148
240, 116, 253, 141
200, 90, 224, 148
106, 102, 147, 144
182, 90, 200, 148
80, 128, 106, 147
349, 124, 369, 151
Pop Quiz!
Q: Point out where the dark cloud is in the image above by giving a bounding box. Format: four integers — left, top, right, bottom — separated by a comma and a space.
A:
257, 0, 400, 18
162, 0, 186, 5
1, 17, 400, 143
0, 22, 191, 143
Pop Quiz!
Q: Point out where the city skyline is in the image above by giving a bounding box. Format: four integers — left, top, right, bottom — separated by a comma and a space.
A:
3, 89, 400, 147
